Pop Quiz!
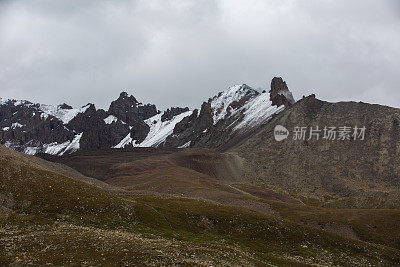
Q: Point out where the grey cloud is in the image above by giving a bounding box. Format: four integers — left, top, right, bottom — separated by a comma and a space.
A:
0, 0, 399, 111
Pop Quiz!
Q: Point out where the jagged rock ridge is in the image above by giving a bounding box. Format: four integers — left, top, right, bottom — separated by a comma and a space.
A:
0, 77, 295, 155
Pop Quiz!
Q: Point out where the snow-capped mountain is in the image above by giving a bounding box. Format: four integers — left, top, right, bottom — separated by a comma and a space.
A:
0, 77, 295, 155
163, 79, 291, 149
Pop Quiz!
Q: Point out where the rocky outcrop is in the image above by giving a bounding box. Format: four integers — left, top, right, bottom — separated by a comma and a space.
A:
270, 77, 295, 107
58, 103, 73, 109
138, 104, 159, 120
67, 104, 129, 150
164, 102, 215, 147
108, 92, 158, 122
108, 92, 139, 124
107, 92, 158, 143
161, 107, 189, 122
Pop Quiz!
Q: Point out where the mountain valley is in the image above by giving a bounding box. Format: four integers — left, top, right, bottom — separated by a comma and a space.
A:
1, 77, 400, 266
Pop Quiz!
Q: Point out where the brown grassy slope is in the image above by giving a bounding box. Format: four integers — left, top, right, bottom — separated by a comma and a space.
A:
1, 145, 400, 266
229, 96, 400, 209
39, 145, 400, 251
127, 195, 400, 266
267, 201, 400, 251
0, 144, 135, 225
38, 147, 180, 181
209, 183, 400, 251
40, 147, 298, 214
165, 148, 244, 182
3, 192, 400, 266
2, 145, 113, 190
104, 152, 279, 216
103, 148, 400, 251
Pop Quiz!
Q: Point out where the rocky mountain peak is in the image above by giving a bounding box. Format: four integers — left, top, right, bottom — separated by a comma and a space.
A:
58, 103, 73, 110
108, 92, 140, 125
83, 103, 96, 114
269, 77, 295, 107
108, 92, 158, 124
112, 91, 138, 106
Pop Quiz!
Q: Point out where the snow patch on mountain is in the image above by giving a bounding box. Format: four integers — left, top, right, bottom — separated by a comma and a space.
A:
44, 141, 71, 155
24, 146, 40, 155
113, 110, 192, 148
113, 133, 133, 149
233, 91, 284, 131
135, 110, 192, 147
60, 133, 83, 155
20, 133, 83, 155
39, 104, 91, 124
43, 132, 83, 155
210, 84, 258, 125
0, 98, 33, 107
104, 115, 118, 124
11, 122, 23, 129
178, 141, 191, 148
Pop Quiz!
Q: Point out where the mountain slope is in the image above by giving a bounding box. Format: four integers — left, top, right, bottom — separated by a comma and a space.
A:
3, 145, 400, 265
39, 145, 400, 253
230, 95, 400, 208
163, 84, 286, 149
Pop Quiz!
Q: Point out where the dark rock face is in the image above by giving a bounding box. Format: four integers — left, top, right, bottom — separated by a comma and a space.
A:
0, 100, 74, 152
58, 103, 73, 110
0, 91, 159, 154
67, 104, 129, 150
164, 102, 215, 148
196, 102, 214, 131
270, 77, 295, 107
161, 107, 189, 122
0, 77, 296, 155
80, 123, 130, 150
108, 92, 140, 125
171, 109, 199, 134
138, 104, 159, 120
107, 92, 157, 142
108, 92, 158, 122
131, 121, 150, 143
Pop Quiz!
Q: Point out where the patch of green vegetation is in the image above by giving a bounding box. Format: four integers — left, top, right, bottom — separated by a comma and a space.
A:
123, 195, 400, 266
0, 156, 136, 229
268, 200, 400, 251
299, 196, 326, 207
0, 254, 12, 266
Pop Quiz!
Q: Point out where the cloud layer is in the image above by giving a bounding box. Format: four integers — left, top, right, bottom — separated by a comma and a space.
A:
1, 0, 399, 110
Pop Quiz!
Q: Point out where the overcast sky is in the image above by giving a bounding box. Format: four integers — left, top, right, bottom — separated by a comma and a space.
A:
0, 0, 399, 110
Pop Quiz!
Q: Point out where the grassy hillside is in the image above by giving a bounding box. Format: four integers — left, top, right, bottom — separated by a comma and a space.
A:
0, 144, 135, 227
38, 147, 180, 181
2, 145, 400, 265
268, 201, 400, 251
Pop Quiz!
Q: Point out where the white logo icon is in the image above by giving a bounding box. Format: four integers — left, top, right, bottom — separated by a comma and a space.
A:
274, 125, 289, 141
